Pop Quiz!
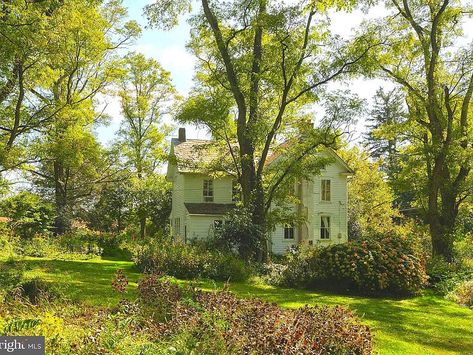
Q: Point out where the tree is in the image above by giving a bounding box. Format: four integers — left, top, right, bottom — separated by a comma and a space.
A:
146, 0, 375, 260
365, 87, 406, 176
340, 147, 398, 240
88, 180, 131, 234
25, 0, 139, 234
0, 0, 64, 170
0, 191, 54, 238
115, 53, 175, 238
366, 0, 473, 260
364, 87, 415, 208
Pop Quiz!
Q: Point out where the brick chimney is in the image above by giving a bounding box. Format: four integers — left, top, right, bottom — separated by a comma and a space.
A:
178, 127, 186, 142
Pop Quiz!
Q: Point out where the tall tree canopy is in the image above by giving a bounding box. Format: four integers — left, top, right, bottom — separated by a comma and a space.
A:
115, 53, 175, 238
0, 0, 138, 171
13, 0, 140, 234
146, 0, 374, 260
366, 0, 473, 260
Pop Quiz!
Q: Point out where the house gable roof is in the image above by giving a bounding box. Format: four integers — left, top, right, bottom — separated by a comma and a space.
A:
167, 132, 353, 175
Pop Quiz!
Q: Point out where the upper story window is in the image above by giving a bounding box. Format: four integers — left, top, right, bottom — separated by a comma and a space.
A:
320, 216, 330, 239
232, 180, 240, 202
284, 223, 295, 240
321, 179, 331, 202
203, 179, 214, 202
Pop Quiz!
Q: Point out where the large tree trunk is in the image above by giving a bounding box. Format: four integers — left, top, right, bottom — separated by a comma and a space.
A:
251, 178, 268, 262
426, 142, 459, 262
139, 215, 146, 239
430, 224, 454, 262
53, 161, 67, 235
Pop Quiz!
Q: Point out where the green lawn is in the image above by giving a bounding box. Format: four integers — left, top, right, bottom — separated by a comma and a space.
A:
5, 256, 473, 355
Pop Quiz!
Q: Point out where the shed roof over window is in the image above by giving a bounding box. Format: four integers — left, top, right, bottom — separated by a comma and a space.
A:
184, 203, 236, 215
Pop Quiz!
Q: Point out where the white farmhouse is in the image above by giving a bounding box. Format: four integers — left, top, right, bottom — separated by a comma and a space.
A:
166, 128, 353, 254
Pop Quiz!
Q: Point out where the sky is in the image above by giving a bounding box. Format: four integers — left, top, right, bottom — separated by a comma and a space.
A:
95, 0, 472, 145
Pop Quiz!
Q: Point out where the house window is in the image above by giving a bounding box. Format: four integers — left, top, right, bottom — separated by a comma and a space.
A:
320, 216, 330, 239
174, 218, 180, 237
321, 179, 331, 202
232, 180, 240, 202
203, 179, 214, 202
284, 223, 295, 240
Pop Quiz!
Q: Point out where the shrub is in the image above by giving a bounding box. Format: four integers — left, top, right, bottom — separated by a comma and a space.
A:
276, 236, 428, 295
58, 220, 102, 255
0, 228, 17, 258
260, 262, 289, 286
21, 235, 60, 258
447, 280, 473, 308
137, 275, 373, 354
0, 260, 24, 295
211, 207, 263, 260
133, 240, 250, 282
111, 269, 129, 294
15, 278, 58, 304
96, 232, 132, 259
426, 256, 473, 295
0, 191, 54, 239
454, 232, 473, 262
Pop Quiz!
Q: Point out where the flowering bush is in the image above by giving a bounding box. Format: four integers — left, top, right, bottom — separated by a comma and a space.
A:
133, 240, 250, 282
275, 236, 428, 295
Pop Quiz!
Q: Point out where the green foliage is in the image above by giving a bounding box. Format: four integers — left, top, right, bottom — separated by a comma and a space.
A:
0, 228, 17, 258
447, 280, 473, 309
1, 257, 472, 353
364, 0, 473, 261
340, 147, 399, 239
134, 239, 250, 282
129, 176, 172, 237
454, 231, 473, 262
16, 277, 58, 304
21, 235, 60, 258
114, 53, 175, 238
87, 182, 131, 233
0, 259, 24, 295
95, 232, 133, 260
0, 192, 54, 239
211, 207, 263, 260
426, 256, 473, 296
276, 236, 428, 295
58, 220, 102, 256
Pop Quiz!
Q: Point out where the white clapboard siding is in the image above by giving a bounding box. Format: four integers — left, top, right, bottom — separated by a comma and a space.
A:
183, 175, 233, 203
270, 224, 298, 254
312, 162, 349, 245
168, 144, 350, 254
187, 215, 222, 241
